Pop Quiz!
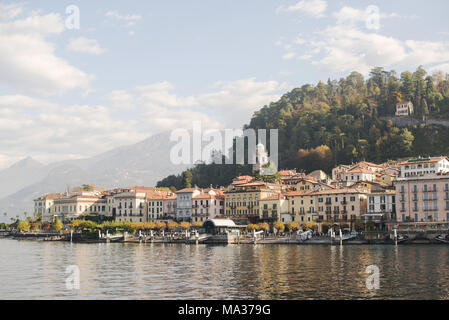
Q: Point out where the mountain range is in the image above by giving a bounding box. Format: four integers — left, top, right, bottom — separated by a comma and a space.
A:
0, 131, 191, 220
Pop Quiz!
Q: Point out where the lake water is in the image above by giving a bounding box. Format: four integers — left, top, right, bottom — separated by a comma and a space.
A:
1, 239, 449, 300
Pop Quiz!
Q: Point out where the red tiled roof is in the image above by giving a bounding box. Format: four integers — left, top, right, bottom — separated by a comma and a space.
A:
346, 168, 375, 174
399, 156, 448, 166
176, 188, 199, 193
35, 193, 64, 200
313, 188, 369, 195
259, 193, 286, 201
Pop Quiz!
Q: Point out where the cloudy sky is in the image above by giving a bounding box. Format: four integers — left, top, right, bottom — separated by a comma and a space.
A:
0, 0, 448, 169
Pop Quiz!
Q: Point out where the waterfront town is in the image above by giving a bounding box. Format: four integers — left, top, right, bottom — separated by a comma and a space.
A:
32, 154, 449, 236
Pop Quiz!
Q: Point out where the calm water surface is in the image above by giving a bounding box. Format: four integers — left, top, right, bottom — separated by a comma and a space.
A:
1, 239, 449, 300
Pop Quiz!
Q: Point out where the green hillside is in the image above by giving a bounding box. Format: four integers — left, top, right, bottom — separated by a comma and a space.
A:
157, 67, 449, 189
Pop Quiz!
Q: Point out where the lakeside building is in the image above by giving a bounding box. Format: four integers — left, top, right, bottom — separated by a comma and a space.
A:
395, 172, 449, 222
259, 193, 288, 224
363, 189, 396, 223
162, 194, 177, 221
147, 192, 167, 222
314, 188, 369, 222
32, 155, 449, 229
175, 187, 201, 222
395, 101, 414, 116
285, 190, 317, 224
114, 188, 150, 222
52, 191, 106, 221
175, 187, 223, 222
34, 193, 64, 222
224, 181, 283, 224
191, 189, 225, 223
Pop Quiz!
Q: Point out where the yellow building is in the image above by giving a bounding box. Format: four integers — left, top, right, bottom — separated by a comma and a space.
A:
379, 172, 397, 186
285, 190, 318, 225
224, 181, 282, 224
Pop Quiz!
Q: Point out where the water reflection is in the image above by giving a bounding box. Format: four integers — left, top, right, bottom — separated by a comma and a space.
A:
1, 239, 449, 300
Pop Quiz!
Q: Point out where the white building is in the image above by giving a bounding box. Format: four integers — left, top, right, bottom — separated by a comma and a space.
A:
114, 189, 148, 223
395, 101, 414, 116
53, 191, 106, 221
343, 168, 376, 185
34, 193, 64, 222
363, 190, 396, 222
176, 188, 201, 221
399, 157, 449, 178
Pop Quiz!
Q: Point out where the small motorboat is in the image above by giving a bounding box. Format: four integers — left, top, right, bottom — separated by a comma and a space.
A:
435, 234, 449, 244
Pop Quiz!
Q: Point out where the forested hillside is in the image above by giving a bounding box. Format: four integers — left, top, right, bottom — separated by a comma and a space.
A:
157, 67, 449, 189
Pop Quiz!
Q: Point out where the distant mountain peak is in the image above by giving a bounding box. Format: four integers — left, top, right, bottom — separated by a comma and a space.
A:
10, 156, 43, 169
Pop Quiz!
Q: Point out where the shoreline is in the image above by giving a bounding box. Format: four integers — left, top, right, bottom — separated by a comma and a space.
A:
1, 232, 447, 245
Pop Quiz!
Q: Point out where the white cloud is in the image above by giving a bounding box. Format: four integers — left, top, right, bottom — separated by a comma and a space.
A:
428, 63, 449, 74
278, 0, 327, 18
0, 12, 93, 95
282, 52, 296, 60
278, 5, 449, 75
66, 37, 107, 55
107, 78, 286, 133
0, 2, 23, 20
0, 78, 285, 169
105, 10, 142, 27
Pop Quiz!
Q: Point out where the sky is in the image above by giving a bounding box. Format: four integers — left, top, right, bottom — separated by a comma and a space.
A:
0, 0, 448, 169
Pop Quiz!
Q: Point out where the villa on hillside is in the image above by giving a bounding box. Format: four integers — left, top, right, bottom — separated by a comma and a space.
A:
395, 101, 414, 116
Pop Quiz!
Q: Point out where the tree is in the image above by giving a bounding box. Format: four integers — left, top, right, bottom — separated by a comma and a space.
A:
81, 184, 94, 191
303, 221, 317, 231
287, 222, 300, 232
180, 222, 191, 230
258, 222, 269, 232
155, 221, 167, 230
353, 220, 364, 232
181, 171, 193, 189
17, 220, 30, 231
30, 223, 40, 231
167, 221, 178, 232
247, 224, 258, 232
193, 221, 203, 228
273, 221, 285, 234
41, 221, 51, 231
52, 218, 63, 231
70, 220, 97, 231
